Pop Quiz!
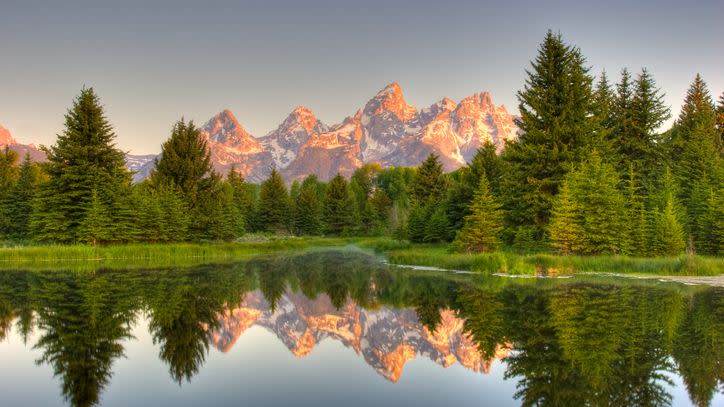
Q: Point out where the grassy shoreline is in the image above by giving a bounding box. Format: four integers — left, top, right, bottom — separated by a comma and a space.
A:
1, 237, 722, 276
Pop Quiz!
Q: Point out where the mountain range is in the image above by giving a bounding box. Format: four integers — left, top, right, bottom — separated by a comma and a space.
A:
1, 83, 518, 182
206, 289, 510, 382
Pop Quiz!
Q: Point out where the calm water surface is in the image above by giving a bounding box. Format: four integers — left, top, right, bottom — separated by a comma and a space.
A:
0, 249, 721, 407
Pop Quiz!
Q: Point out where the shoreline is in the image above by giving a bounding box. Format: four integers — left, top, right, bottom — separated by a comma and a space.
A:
0, 237, 722, 276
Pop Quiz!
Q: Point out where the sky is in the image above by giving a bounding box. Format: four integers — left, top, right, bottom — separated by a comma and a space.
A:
1, 0, 722, 154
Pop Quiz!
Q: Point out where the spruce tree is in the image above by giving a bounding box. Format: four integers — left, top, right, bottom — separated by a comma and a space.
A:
591, 70, 616, 155
323, 174, 354, 235
650, 196, 686, 256
7, 155, 42, 239
294, 179, 323, 236
150, 119, 220, 239
549, 151, 629, 255
257, 169, 290, 233
625, 165, 649, 256
411, 153, 447, 204
649, 168, 686, 256
697, 187, 723, 255
406, 203, 427, 243
502, 31, 597, 241
621, 69, 670, 193
79, 189, 111, 245
452, 176, 504, 253
0, 147, 19, 238
668, 75, 723, 251
350, 164, 381, 235
446, 143, 504, 234
549, 181, 584, 255
31, 88, 133, 243
716, 92, 724, 151
227, 166, 255, 230
368, 188, 392, 234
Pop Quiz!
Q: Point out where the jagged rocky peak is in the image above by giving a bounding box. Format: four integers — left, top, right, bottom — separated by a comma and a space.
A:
363, 82, 417, 122
456, 92, 495, 113
261, 105, 330, 169
201, 109, 257, 148
287, 106, 323, 134
0, 124, 16, 146
418, 96, 458, 123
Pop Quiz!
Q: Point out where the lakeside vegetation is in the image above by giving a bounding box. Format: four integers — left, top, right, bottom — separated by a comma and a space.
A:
1, 236, 722, 276
0, 31, 721, 266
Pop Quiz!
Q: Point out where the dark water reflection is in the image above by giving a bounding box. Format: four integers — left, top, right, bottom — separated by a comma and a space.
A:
0, 249, 721, 406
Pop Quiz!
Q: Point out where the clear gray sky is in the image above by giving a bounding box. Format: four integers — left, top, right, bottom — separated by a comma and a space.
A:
1, 0, 722, 154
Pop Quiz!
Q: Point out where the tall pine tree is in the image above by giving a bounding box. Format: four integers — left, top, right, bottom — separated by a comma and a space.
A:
668, 75, 723, 252
502, 31, 597, 242
31, 88, 133, 243
151, 119, 222, 239
617, 69, 670, 194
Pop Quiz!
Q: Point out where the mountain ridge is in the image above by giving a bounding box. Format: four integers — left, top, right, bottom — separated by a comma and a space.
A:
2, 83, 518, 182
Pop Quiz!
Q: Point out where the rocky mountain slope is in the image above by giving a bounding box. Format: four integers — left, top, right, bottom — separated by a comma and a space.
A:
3, 83, 517, 183
207, 289, 510, 382
0, 124, 47, 162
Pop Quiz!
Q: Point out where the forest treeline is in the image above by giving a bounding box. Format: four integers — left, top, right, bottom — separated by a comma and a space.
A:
0, 31, 722, 256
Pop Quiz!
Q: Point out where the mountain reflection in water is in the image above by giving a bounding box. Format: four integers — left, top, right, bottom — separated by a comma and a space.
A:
0, 248, 721, 407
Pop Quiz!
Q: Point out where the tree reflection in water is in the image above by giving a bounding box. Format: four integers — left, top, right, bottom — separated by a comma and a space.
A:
0, 249, 721, 407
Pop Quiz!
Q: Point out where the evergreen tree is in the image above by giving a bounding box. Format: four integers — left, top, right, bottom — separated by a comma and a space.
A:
668, 75, 723, 251
549, 152, 629, 255
257, 169, 290, 233
368, 187, 392, 234
446, 143, 504, 234
591, 70, 616, 155
452, 176, 504, 253
31, 88, 133, 243
423, 205, 450, 243
293, 175, 323, 236
619, 69, 671, 193
6, 155, 42, 239
503, 31, 597, 241
227, 166, 255, 229
323, 174, 354, 235
411, 153, 447, 204
0, 147, 19, 238
350, 164, 381, 235
204, 182, 243, 241
150, 119, 220, 239
648, 168, 686, 256
549, 181, 584, 255
697, 186, 723, 256
716, 92, 724, 151
406, 202, 427, 243
650, 195, 686, 256
625, 165, 649, 256
79, 189, 111, 245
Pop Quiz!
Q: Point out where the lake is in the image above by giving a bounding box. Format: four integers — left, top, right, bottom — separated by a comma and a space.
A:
0, 248, 721, 406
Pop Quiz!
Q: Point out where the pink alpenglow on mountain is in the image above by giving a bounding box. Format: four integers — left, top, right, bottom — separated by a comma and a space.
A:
0, 124, 47, 162
199, 109, 273, 182
5, 83, 518, 182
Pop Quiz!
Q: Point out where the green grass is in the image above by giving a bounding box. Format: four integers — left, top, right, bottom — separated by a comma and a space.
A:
0, 236, 353, 271
1, 236, 722, 276
358, 238, 724, 276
